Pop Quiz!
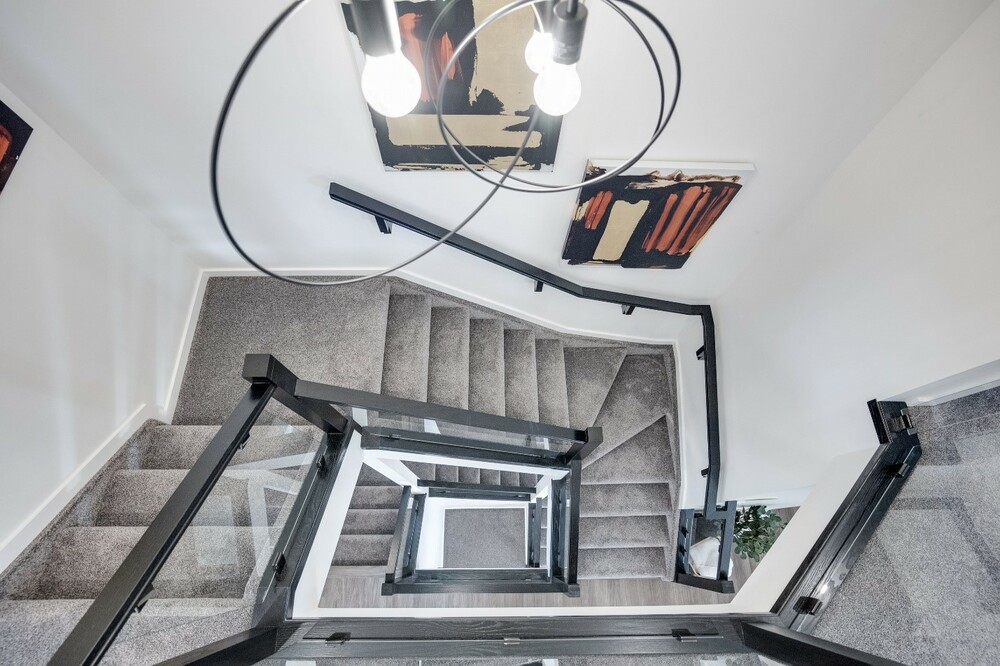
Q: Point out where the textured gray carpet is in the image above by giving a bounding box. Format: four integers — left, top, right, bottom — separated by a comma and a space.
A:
175, 276, 391, 424
334, 466, 403, 567
813, 385, 1000, 663
444, 509, 526, 568
381, 294, 431, 401
0, 275, 682, 660
0, 410, 319, 664
504, 328, 541, 422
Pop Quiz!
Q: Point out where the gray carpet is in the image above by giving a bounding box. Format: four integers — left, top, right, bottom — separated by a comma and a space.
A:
0, 411, 320, 664
0, 275, 681, 661
813, 385, 1000, 663
333, 466, 403, 567
444, 509, 526, 568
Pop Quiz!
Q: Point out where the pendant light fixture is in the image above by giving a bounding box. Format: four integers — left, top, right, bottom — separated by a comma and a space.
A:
533, 0, 587, 116
350, 0, 421, 118
210, 0, 681, 288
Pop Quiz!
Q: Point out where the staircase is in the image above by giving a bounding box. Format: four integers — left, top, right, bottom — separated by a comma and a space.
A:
0, 423, 321, 664
321, 283, 681, 580
0, 276, 681, 662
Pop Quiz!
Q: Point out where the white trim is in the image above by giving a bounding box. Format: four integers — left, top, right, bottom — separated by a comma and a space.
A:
0, 403, 155, 572
163, 268, 211, 422
192, 266, 680, 346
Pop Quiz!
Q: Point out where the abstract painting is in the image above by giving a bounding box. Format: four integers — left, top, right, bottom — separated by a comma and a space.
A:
562, 161, 754, 269
343, 0, 561, 171
0, 99, 32, 198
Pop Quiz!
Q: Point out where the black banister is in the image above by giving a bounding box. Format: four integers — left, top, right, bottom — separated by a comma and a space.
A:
295, 378, 587, 443
385, 486, 413, 584
328, 182, 723, 515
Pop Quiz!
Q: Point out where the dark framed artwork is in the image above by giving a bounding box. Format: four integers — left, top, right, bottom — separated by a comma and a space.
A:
0, 99, 33, 197
343, 0, 562, 171
562, 160, 754, 269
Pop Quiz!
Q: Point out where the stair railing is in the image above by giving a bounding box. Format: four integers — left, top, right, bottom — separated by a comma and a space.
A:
328, 182, 733, 589
52, 353, 597, 665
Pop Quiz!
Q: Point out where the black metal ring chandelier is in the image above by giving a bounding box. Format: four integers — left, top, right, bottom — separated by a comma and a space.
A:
210, 0, 681, 287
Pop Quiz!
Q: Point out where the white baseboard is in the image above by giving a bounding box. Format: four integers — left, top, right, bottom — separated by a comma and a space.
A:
192, 265, 678, 346
162, 269, 211, 422
0, 403, 155, 572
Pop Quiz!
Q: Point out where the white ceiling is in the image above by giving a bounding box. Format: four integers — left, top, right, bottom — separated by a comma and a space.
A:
0, 0, 990, 301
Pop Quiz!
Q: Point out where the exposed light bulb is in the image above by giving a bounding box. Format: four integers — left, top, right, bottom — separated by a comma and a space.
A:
533, 62, 581, 116
524, 29, 554, 74
361, 51, 421, 118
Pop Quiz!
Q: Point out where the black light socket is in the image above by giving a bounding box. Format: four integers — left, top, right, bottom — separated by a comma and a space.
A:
350, 0, 400, 58
551, 0, 588, 65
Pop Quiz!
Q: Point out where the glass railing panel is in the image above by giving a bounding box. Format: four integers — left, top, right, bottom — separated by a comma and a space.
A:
99, 404, 323, 665
355, 406, 578, 455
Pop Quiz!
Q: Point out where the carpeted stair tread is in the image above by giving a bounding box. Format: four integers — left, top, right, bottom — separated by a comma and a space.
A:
535, 339, 571, 428
582, 417, 674, 485
579, 515, 671, 548
380, 293, 432, 402
96, 469, 295, 527
332, 534, 394, 566
500, 471, 521, 486
468, 318, 506, 416
142, 425, 319, 470
519, 473, 539, 488
564, 347, 627, 429
427, 307, 470, 409
402, 461, 436, 481
31, 526, 261, 599
357, 464, 398, 487
479, 469, 501, 485
342, 509, 398, 535
173, 276, 390, 424
578, 546, 667, 579
0, 599, 251, 666
458, 467, 481, 484
503, 329, 540, 422
435, 465, 459, 483
0, 599, 91, 665
580, 483, 671, 517
583, 355, 672, 468
349, 485, 404, 510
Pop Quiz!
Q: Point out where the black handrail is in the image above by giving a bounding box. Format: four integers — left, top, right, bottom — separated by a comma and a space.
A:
328, 182, 724, 517
51, 355, 354, 665
294, 376, 588, 443
54, 352, 597, 663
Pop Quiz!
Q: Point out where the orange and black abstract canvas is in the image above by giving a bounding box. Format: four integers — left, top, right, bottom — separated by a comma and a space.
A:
0, 99, 33, 198
563, 161, 751, 269
343, 0, 561, 171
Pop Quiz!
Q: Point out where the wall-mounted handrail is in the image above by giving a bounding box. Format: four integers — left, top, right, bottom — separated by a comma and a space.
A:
328, 183, 723, 517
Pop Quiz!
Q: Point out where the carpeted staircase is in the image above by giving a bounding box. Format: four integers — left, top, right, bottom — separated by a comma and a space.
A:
321, 284, 681, 579
0, 276, 681, 662
0, 422, 320, 664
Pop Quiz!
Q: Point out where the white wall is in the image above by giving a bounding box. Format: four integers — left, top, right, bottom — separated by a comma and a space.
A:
0, 81, 200, 570
714, 0, 1000, 502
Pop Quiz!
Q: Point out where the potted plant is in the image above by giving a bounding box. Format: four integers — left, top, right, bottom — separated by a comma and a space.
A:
733, 505, 784, 561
